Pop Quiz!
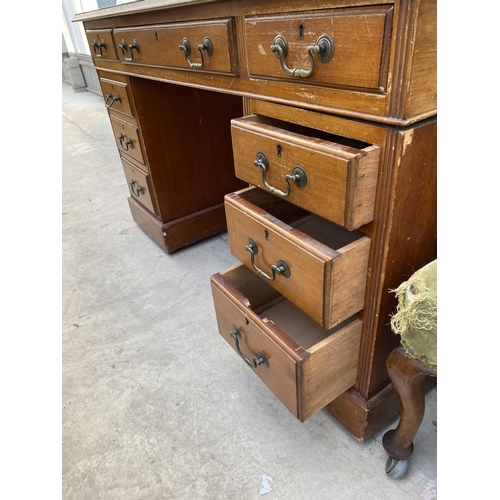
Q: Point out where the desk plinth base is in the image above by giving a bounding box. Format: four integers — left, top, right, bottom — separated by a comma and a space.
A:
325, 385, 401, 442
128, 197, 227, 253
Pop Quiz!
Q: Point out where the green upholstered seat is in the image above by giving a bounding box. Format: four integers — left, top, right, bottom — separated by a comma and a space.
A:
390, 260, 437, 371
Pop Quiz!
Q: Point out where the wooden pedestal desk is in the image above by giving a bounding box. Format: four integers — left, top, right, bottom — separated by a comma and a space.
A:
74, 0, 436, 441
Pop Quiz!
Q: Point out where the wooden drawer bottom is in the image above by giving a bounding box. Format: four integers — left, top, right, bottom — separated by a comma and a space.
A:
210, 264, 362, 421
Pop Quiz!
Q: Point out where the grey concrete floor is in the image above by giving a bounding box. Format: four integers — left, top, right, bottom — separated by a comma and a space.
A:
62, 81, 437, 500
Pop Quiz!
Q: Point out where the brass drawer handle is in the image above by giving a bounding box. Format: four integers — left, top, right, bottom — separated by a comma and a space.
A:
128, 180, 144, 197
118, 133, 133, 151
179, 37, 213, 69
230, 326, 269, 369
91, 38, 107, 58
245, 238, 291, 281
270, 34, 334, 78
118, 39, 139, 62
104, 92, 121, 109
253, 152, 307, 198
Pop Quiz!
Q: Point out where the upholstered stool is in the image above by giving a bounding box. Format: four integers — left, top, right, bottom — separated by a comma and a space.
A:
382, 260, 437, 478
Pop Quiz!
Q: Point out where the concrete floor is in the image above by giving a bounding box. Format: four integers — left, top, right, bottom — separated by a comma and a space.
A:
62, 81, 437, 500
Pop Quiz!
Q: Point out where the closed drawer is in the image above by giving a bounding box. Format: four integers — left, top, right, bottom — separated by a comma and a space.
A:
114, 18, 237, 75
225, 187, 370, 329
110, 116, 145, 165
211, 264, 362, 421
245, 6, 393, 92
100, 78, 133, 118
86, 29, 118, 61
231, 115, 380, 230
121, 158, 155, 214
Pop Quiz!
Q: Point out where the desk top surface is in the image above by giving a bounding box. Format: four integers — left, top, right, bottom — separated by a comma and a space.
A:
73, 0, 229, 22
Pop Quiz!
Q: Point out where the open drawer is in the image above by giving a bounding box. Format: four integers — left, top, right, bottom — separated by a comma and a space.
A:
231, 115, 380, 230
225, 187, 370, 328
210, 263, 362, 422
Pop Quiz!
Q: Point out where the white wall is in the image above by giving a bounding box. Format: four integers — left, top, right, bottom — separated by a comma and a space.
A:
62, 0, 96, 56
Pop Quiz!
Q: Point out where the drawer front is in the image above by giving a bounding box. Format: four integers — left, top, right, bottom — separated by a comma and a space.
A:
86, 29, 118, 61
110, 117, 145, 165
245, 6, 393, 91
114, 18, 237, 74
231, 116, 380, 230
121, 158, 155, 214
211, 264, 362, 421
100, 78, 133, 118
225, 188, 370, 329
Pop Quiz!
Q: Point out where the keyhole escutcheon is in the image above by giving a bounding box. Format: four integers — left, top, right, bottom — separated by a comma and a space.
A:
299, 23, 305, 39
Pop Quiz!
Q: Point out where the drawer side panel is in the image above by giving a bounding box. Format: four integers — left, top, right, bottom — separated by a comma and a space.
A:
301, 317, 362, 421
329, 236, 371, 325
348, 145, 380, 230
